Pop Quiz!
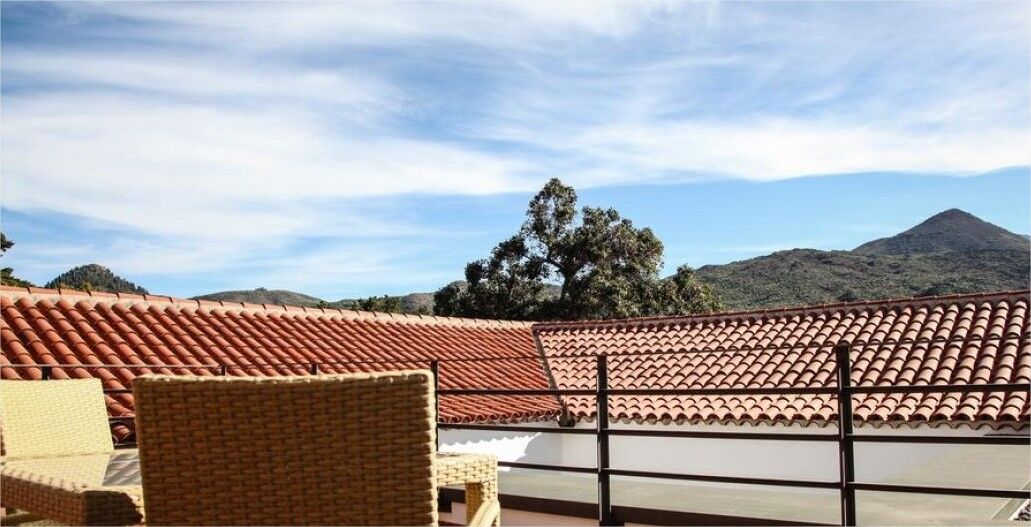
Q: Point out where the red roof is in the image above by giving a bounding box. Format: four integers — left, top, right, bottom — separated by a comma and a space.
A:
0, 286, 560, 441
2, 286, 1027, 434
535, 290, 1030, 428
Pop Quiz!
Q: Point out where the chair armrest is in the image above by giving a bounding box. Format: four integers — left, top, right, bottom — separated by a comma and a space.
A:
467, 498, 500, 527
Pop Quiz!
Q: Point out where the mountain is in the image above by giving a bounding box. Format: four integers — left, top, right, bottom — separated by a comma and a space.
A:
45, 264, 148, 294
696, 209, 1029, 310
192, 288, 324, 307
191, 288, 436, 314
190, 209, 1031, 314
854, 208, 1029, 255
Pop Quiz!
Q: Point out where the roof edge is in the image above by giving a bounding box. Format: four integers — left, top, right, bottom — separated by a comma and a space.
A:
578, 415, 1031, 431
532, 289, 1031, 331
0, 285, 534, 329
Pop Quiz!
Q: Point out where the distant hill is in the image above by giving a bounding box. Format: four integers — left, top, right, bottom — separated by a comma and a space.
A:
191, 288, 324, 307
854, 208, 1029, 255
174, 209, 1031, 314
190, 288, 436, 314
45, 264, 148, 294
696, 209, 1029, 310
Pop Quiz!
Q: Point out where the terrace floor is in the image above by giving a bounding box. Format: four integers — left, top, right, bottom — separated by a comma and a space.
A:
446, 443, 1029, 525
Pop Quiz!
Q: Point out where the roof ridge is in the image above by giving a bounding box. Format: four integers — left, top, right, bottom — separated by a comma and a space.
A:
531, 289, 1031, 330
0, 285, 533, 328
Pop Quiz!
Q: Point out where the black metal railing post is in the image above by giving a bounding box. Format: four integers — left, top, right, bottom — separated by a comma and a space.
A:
430, 360, 440, 450
40, 365, 53, 380
218, 364, 227, 376
597, 355, 613, 526
835, 342, 857, 526
309, 363, 319, 375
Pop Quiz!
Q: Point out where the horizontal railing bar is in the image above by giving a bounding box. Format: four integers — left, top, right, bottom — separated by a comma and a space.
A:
439, 423, 597, 435
438, 388, 595, 396
846, 383, 1030, 395
605, 468, 840, 489
852, 482, 1029, 499
499, 461, 597, 474
108, 416, 135, 422
99, 383, 1031, 398
849, 434, 1031, 445
606, 429, 840, 442
608, 387, 838, 396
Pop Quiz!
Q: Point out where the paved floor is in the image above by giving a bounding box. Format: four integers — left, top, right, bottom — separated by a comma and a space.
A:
492, 444, 1029, 525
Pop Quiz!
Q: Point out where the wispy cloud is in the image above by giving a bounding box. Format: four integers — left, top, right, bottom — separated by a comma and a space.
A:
1, 1, 1027, 295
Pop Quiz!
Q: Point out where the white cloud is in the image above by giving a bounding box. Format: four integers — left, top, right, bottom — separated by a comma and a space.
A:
69, 1, 674, 51
2, 94, 529, 238
1, 0, 1028, 293
562, 119, 1030, 181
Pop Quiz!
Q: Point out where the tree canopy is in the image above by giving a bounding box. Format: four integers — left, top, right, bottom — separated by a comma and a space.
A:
434, 178, 720, 320
352, 295, 430, 315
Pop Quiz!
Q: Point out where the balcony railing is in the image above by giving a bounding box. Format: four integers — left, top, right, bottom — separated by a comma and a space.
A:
5, 339, 1030, 526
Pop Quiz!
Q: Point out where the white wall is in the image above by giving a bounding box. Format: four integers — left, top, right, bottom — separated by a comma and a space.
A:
441, 420, 1000, 484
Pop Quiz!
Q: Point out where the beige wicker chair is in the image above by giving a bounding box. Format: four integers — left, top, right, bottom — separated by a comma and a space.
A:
136, 371, 499, 526
0, 379, 114, 460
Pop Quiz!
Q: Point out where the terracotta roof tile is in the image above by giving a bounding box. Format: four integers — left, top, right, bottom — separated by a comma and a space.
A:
534, 290, 1030, 429
1, 286, 560, 443
2, 286, 1027, 435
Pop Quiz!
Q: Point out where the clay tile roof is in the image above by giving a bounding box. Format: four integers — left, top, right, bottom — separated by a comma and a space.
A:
2, 286, 1027, 435
0, 286, 561, 443
534, 290, 1030, 429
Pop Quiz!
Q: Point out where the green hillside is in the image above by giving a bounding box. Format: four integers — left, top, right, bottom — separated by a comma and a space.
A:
45, 264, 148, 294
696, 209, 1029, 310
192, 288, 324, 307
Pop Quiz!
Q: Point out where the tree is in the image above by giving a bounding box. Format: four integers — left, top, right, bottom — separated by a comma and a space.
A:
434, 178, 720, 320
0, 233, 34, 287
354, 295, 431, 315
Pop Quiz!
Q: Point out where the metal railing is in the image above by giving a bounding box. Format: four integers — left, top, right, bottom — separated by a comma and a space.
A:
7, 340, 1031, 526
434, 343, 1030, 525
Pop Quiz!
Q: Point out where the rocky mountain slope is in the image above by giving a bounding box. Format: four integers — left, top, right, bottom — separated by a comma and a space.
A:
695, 209, 1029, 309
854, 208, 1028, 255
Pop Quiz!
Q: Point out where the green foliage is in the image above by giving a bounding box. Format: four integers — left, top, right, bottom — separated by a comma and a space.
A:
0, 232, 34, 287
44, 264, 147, 294
434, 178, 720, 320
0, 268, 33, 287
356, 295, 402, 313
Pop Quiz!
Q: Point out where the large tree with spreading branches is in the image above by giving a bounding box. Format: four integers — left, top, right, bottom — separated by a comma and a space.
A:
434, 178, 720, 320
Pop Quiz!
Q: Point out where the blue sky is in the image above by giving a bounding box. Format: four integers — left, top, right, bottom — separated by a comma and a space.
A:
1, 1, 1028, 300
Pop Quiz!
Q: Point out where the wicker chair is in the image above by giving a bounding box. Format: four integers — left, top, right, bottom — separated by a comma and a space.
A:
135, 371, 499, 526
0, 378, 114, 460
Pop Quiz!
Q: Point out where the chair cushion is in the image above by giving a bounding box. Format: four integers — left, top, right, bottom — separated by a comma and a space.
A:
0, 379, 114, 459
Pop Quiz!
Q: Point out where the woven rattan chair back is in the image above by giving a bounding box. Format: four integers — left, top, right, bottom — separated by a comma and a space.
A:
134, 371, 438, 526
0, 378, 114, 460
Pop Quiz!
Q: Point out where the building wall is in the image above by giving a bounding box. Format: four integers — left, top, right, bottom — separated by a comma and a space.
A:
440, 420, 1005, 484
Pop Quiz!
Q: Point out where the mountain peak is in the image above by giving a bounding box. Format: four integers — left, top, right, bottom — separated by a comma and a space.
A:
854, 209, 1028, 256
45, 263, 148, 294
929, 207, 974, 219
